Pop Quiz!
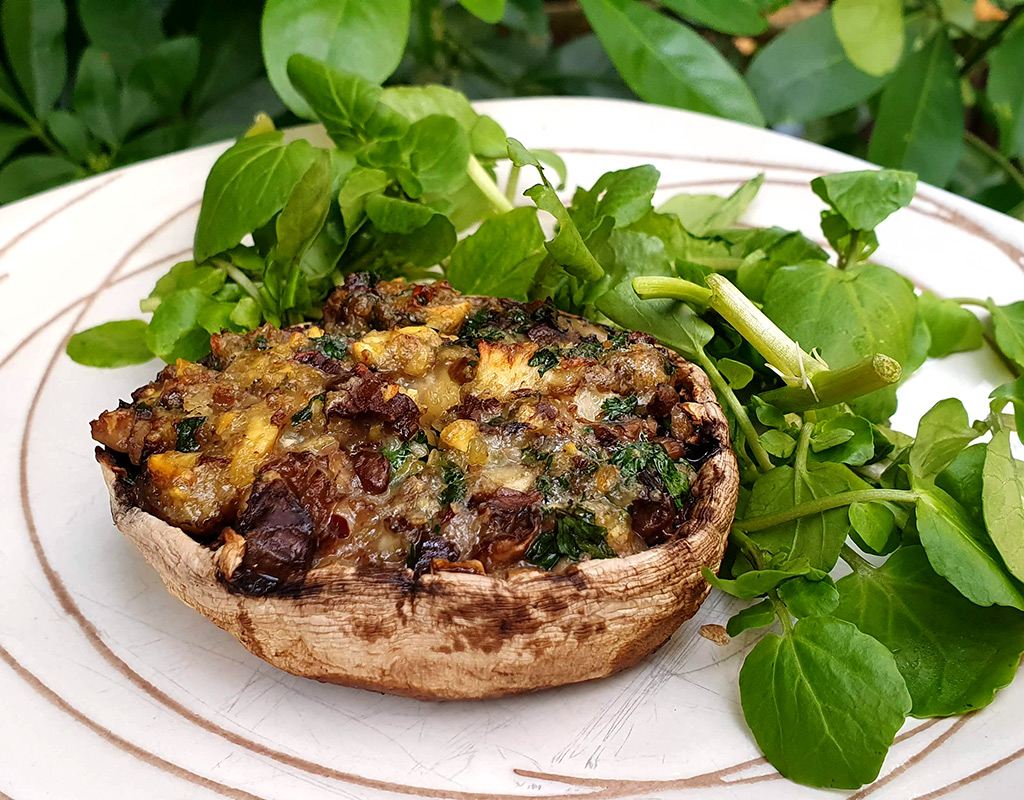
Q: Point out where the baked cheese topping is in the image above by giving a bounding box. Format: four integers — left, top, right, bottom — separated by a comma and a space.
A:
93, 275, 718, 594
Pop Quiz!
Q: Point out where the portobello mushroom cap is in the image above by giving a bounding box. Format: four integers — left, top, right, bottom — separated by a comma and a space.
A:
96, 297, 738, 700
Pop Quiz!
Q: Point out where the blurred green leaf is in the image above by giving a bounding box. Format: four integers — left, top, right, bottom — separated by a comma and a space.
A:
868, 31, 964, 186
0, 153, 78, 202
747, 10, 888, 125
78, 0, 163, 75
458, 0, 506, 24
1, 0, 66, 116
262, 0, 411, 118
46, 110, 92, 162
658, 0, 769, 36
128, 37, 201, 114
0, 122, 32, 162
988, 22, 1024, 158
73, 47, 121, 146
580, 0, 764, 126
66, 319, 154, 367
832, 0, 904, 77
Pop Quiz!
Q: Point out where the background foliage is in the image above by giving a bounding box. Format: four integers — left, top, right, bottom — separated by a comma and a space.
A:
1, 0, 1024, 217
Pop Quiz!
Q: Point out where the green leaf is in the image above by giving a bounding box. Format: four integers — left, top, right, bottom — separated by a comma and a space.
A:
744, 463, 854, 570
77, 0, 163, 76
776, 576, 840, 617
506, 137, 540, 168
361, 213, 457, 272
230, 297, 262, 330
868, 30, 964, 186
579, 0, 764, 126
746, 9, 888, 126
46, 111, 90, 162
835, 546, 1024, 716
739, 616, 911, 789
469, 115, 508, 159
0, 154, 78, 202
990, 376, 1024, 437
726, 599, 776, 636
262, 0, 411, 118
718, 357, 754, 389
703, 561, 826, 599
849, 501, 898, 554
936, 443, 987, 526
762, 262, 918, 421
380, 84, 478, 129
365, 194, 435, 234
198, 301, 244, 335
144, 261, 225, 309
0, 122, 31, 163
909, 398, 982, 479
572, 165, 661, 236
983, 429, 1024, 581
1, 0, 66, 115
988, 300, 1024, 371
658, 174, 764, 236
336, 166, 389, 232
760, 429, 796, 459
458, 0, 505, 24
446, 206, 545, 299
193, 132, 319, 262
400, 114, 470, 195
0, 62, 30, 118
595, 272, 713, 359
127, 37, 201, 115
146, 288, 215, 363
915, 479, 1024, 610
808, 414, 875, 466
832, 0, 904, 77
988, 23, 1024, 158
918, 291, 983, 357
285, 54, 409, 148
525, 181, 604, 282
273, 153, 333, 266
66, 319, 154, 367
73, 47, 121, 147
658, 0, 769, 36
810, 169, 916, 231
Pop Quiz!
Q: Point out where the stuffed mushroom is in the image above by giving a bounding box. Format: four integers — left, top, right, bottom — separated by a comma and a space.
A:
93, 275, 738, 699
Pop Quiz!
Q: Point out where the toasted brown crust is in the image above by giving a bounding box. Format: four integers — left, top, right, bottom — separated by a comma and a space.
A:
98, 353, 738, 699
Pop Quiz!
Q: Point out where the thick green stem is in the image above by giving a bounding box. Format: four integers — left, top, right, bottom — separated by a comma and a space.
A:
840, 543, 874, 574
504, 163, 521, 204
760, 354, 903, 412
633, 274, 822, 381
730, 528, 767, 570
696, 349, 774, 473
706, 274, 825, 380
734, 489, 919, 533
633, 275, 714, 306
837, 229, 860, 270
770, 593, 794, 634
794, 422, 813, 472
468, 155, 514, 214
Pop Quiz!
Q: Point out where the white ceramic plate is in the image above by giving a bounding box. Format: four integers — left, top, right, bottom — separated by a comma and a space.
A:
2, 98, 1024, 800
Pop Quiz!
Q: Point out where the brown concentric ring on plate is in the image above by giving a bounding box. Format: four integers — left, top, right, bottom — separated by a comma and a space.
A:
95, 278, 738, 700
